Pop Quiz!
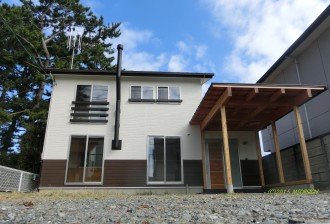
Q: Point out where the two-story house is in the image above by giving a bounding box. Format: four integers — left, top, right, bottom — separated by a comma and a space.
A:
39, 68, 216, 193
39, 65, 268, 193
39, 65, 324, 193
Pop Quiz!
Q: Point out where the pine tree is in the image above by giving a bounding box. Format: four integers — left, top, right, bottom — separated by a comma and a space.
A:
0, 0, 120, 172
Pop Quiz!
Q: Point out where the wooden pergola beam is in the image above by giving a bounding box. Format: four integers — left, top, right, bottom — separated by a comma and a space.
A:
201, 87, 232, 130
230, 108, 241, 118
293, 106, 313, 182
246, 88, 259, 102
251, 104, 268, 118
237, 120, 249, 129
271, 122, 285, 183
212, 84, 324, 90
294, 89, 312, 104
270, 88, 285, 103
228, 99, 293, 107
220, 105, 233, 193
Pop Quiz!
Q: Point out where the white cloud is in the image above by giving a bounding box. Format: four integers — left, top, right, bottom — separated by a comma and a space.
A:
110, 24, 215, 73
195, 45, 207, 59
177, 41, 188, 52
123, 53, 166, 71
203, 0, 330, 83
172, 41, 212, 72
168, 55, 187, 72
110, 23, 166, 71
112, 23, 153, 51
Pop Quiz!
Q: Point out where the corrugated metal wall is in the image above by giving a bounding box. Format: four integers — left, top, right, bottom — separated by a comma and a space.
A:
261, 26, 330, 152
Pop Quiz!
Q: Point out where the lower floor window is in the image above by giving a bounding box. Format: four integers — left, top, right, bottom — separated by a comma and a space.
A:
66, 136, 104, 183
148, 136, 182, 183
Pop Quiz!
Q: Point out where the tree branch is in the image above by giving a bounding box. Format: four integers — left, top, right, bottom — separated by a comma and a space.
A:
41, 37, 50, 68
15, 33, 44, 67
10, 110, 28, 116
45, 30, 62, 44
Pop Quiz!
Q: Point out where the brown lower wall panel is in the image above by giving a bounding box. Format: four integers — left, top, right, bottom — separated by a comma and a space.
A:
39, 160, 67, 187
183, 160, 203, 186
40, 159, 203, 188
103, 160, 147, 187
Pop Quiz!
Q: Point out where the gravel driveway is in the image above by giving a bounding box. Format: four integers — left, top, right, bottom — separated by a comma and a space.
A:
0, 192, 329, 223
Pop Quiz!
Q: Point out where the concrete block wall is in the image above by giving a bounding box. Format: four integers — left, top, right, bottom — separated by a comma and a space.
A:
262, 133, 330, 190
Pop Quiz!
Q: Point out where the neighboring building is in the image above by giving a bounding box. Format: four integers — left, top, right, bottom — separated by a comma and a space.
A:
39, 67, 324, 193
258, 5, 330, 190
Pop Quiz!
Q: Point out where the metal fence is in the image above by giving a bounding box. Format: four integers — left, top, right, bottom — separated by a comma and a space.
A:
0, 165, 39, 192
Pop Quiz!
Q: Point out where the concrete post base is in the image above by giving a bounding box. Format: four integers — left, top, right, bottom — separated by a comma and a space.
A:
226, 184, 234, 193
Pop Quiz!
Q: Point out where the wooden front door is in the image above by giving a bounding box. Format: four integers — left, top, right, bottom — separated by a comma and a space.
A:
207, 141, 225, 189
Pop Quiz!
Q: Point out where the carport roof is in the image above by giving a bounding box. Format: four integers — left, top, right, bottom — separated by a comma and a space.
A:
190, 83, 326, 131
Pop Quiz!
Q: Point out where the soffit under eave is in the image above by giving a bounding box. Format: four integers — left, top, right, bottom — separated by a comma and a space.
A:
190, 84, 326, 131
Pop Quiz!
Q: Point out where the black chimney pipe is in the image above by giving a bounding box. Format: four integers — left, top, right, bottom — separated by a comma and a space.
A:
112, 44, 123, 150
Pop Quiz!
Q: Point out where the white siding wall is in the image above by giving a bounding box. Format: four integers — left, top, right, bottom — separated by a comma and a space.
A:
204, 131, 258, 160
42, 75, 203, 161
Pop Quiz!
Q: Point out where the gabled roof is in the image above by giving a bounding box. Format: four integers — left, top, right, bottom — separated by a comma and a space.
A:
46, 69, 214, 79
257, 5, 330, 83
190, 83, 326, 131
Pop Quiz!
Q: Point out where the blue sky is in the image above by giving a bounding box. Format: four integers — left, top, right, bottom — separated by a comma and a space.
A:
83, 0, 329, 85
5, 0, 330, 85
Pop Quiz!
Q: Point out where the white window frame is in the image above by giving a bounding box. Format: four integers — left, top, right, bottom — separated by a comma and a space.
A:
74, 84, 109, 102
129, 85, 154, 100
146, 135, 183, 185
64, 135, 105, 185
156, 86, 181, 100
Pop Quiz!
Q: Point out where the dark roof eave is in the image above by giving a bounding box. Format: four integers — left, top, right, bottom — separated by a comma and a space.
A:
45, 68, 214, 79
257, 4, 330, 83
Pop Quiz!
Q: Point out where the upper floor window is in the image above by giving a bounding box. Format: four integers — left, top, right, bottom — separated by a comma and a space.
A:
157, 86, 181, 102
130, 86, 154, 102
128, 85, 182, 103
76, 85, 108, 102
71, 85, 109, 123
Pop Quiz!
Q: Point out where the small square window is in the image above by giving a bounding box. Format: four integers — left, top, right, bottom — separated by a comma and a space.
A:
143, 86, 153, 99
130, 86, 154, 101
158, 87, 168, 100
131, 86, 142, 99
169, 87, 180, 100
157, 87, 181, 101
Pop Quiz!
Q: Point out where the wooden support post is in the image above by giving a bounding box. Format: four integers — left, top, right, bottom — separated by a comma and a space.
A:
220, 105, 233, 193
200, 130, 207, 190
293, 106, 313, 182
255, 132, 265, 186
271, 122, 285, 184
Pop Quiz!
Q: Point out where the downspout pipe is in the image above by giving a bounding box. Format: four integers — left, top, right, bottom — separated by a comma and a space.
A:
112, 44, 123, 150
